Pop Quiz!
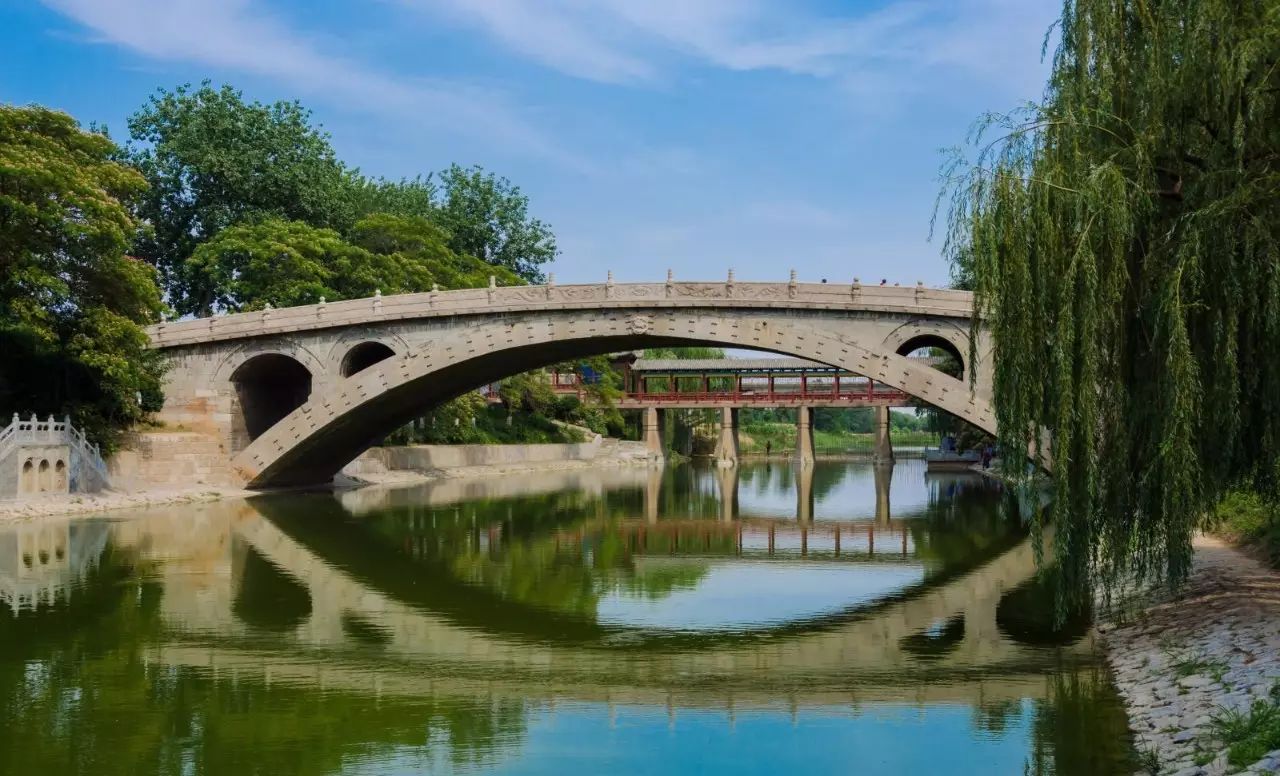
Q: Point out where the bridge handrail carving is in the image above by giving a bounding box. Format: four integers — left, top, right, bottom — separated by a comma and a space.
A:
147, 280, 976, 349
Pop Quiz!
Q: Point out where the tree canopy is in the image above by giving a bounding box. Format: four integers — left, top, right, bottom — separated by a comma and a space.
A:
186, 214, 520, 312
127, 83, 356, 315
124, 84, 557, 312
435, 164, 558, 282
940, 0, 1280, 604
0, 105, 164, 448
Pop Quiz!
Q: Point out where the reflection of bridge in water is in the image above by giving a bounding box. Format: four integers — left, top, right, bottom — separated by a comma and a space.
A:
1, 466, 1081, 712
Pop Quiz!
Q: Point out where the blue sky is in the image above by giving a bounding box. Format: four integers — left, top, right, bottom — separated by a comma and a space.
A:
1, 0, 1058, 286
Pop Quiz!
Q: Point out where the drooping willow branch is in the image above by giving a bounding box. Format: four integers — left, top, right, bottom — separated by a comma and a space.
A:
938, 0, 1280, 613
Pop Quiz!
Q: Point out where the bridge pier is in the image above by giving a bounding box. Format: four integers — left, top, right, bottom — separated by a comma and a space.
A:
796, 463, 815, 523
716, 465, 738, 522
794, 406, 815, 467
643, 408, 665, 463
874, 461, 893, 524
873, 406, 895, 464
644, 466, 663, 523
713, 407, 739, 467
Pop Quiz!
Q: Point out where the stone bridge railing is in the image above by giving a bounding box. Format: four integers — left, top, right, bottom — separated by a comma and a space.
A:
146, 276, 976, 349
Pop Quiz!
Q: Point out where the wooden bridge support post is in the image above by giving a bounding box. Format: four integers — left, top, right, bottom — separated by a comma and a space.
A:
794, 406, 815, 467
873, 405, 895, 464
714, 407, 739, 467
643, 407, 666, 462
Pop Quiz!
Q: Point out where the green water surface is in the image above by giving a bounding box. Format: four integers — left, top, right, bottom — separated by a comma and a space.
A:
0, 459, 1134, 775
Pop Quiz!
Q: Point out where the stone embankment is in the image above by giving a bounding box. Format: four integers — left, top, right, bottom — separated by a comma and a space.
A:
2, 432, 653, 521
342, 437, 655, 485
1099, 535, 1280, 775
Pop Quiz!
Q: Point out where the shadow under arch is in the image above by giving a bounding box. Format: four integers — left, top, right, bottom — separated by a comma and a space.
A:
235, 310, 1000, 488
340, 341, 396, 377
230, 353, 313, 446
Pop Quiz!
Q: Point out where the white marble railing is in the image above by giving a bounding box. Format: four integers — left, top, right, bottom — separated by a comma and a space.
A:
1, 413, 109, 483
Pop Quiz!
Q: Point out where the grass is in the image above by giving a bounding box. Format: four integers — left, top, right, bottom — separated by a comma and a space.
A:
1136, 745, 1161, 774
1208, 685, 1280, 767
1210, 488, 1280, 568
1163, 647, 1230, 683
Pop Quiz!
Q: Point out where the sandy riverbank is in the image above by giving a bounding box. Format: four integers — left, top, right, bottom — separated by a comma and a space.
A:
1100, 535, 1280, 775
0, 484, 255, 522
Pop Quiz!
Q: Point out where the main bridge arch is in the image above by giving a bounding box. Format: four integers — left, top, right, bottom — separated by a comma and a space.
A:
233, 309, 993, 487
146, 281, 991, 488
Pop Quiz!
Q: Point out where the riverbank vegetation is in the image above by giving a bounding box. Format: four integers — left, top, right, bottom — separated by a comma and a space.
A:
0, 106, 165, 450
737, 410, 936, 456
0, 83, 558, 448
940, 1, 1280, 605
1210, 490, 1280, 569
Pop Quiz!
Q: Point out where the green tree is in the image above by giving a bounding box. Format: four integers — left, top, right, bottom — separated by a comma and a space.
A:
940, 1, 1280, 604
435, 164, 557, 282
187, 215, 523, 312
347, 213, 520, 289
186, 218, 415, 311
351, 176, 437, 220
127, 83, 356, 315
0, 105, 164, 449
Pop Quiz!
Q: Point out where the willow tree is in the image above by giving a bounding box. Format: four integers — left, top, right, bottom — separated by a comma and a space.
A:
941, 1, 1280, 605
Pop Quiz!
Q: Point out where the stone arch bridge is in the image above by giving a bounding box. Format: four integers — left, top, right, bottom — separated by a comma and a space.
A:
147, 278, 989, 488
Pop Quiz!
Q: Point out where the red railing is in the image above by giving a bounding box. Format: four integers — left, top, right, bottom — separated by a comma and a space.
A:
618, 387, 910, 405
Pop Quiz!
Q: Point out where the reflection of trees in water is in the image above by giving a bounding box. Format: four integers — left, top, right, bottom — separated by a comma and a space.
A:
360, 488, 716, 619
0, 542, 529, 776
996, 566, 1092, 646
809, 462, 852, 502
909, 481, 1025, 576
1024, 662, 1137, 775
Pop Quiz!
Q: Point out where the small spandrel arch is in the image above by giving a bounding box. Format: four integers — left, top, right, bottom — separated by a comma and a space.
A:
340, 341, 396, 378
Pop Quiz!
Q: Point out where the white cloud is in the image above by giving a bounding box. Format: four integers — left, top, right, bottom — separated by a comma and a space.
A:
40, 0, 578, 164
401, 0, 1058, 98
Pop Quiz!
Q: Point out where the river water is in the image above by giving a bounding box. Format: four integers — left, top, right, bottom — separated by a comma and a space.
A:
0, 459, 1134, 775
